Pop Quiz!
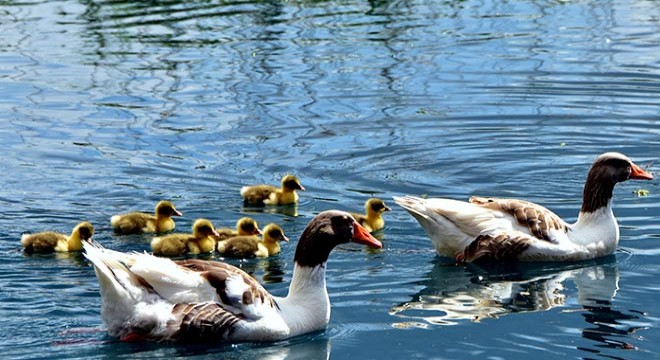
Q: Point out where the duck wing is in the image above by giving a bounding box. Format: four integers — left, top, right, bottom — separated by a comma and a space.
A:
469, 196, 569, 243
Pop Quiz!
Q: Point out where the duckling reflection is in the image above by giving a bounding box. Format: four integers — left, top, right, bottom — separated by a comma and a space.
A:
242, 203, 300, 217
390, 258, 620, 327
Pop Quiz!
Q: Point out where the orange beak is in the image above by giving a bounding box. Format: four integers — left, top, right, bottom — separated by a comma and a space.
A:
630, 162, 654, 180
352, 221, 382, 249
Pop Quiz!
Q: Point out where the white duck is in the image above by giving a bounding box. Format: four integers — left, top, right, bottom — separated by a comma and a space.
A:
394, 152, 653, 262
83, 210, 382, 343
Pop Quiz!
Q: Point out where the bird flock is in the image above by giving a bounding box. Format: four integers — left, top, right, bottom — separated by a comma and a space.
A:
17, 152, 654, 345
20, 174, 392, 259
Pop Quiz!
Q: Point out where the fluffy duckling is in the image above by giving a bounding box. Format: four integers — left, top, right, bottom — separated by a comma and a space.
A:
217, 223, 289, 258
216, 217, 262, 241
240, 174, 305, 206
111, 200, 182, 234
350, 198, 392, 232
151, 219, 220, 256
21, 221, 94, 253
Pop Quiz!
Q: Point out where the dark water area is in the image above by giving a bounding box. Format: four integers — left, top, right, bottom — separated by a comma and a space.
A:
1, 0, 659, 359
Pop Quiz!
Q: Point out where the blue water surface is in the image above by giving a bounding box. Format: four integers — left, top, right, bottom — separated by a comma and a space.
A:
1, 1, 659, 359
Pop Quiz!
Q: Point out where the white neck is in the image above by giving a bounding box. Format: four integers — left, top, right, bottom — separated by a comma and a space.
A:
275, 263, 330, 337
570, 200, 619, 256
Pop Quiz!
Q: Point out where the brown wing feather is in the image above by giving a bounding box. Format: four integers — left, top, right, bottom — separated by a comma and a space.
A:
168, 302, 243, 342
469, 196, 568, 243
175, 259, 278, 309
461, 233, 533, 262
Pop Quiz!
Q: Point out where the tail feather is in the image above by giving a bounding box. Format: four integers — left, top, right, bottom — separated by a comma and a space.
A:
83, 241, 158, 336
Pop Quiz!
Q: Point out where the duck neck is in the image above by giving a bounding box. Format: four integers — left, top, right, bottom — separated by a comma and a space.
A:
581, 169, 616, 214
572, 199, 619, 252
261, 236, 280, 253
155, 216, 172, 233
67, 230, 84, 251
279, 262, 329, 336
195, 236, 216, 253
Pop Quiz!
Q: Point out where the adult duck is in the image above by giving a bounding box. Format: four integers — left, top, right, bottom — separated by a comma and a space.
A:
83, 210, 382, 343
111, 200, 182, 234
240, 174, 305, 206
394, 152, 653, 262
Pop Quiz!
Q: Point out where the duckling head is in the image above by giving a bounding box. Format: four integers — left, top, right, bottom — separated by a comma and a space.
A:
366, 198, 392, 215
263, 223, 289, 242
281, 174, 305, 191
74, 221, 95, 241
155, 200, 183, 218
237, 217, 262, 235
192, 219, 220, 239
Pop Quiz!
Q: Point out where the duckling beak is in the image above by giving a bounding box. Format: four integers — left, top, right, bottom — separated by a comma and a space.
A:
352, 221, 382, 249
298, 184, 306, 191
384, 205, 392, 212
174, 209, 183, 217
254, 228, 263, 235
212, 229, 220, 239
281, 235, 290, 242
630, 162, 654, 180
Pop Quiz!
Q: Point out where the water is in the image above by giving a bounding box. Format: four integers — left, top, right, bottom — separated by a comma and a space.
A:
1, 0, 659, 359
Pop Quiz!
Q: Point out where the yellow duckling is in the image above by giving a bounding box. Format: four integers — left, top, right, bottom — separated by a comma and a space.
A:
240, 174, 305, 206
21, 222, 94, 253
111, 200, 182, 234
151, 219, 220, 256
216, 217, 262, 241
217, 223, 289, 258
350, 198, 391, 232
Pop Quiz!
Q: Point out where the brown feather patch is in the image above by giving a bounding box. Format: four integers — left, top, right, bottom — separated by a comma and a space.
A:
175, 259, 278, 309
469, 196, 568, 243
461, 233, 532, 262
169, 302, 243, 342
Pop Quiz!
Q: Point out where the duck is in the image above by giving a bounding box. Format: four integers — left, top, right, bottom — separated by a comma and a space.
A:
240, 174, 305, 206
83, 210, 382, 343
394, 152, 653, 263
21, 221, 94, 253
350, 198, 392, 232
217, 223, 289, 258
111, 200, 182, 235
216, 217, 262, 241
151, 219, 220, 256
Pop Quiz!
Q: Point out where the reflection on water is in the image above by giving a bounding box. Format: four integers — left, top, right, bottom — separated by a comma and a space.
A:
389, 258, 647, 352
1, 0, 660, 359
242, 204, 301, 218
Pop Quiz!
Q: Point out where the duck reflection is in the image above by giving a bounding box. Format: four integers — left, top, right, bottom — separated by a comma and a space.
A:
390, 257, 644, 351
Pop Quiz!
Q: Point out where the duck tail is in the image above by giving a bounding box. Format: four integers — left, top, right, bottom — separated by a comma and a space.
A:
83, 241, 157, 336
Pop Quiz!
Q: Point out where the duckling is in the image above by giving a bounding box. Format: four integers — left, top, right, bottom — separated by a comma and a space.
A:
217, 223, 289, 258
240, 174, 305, 206
216, 217, 262, 241
111, 200, 182, 234
350, 198, 391, 232
151, 219, 220, 256
21, 221, 94, 253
